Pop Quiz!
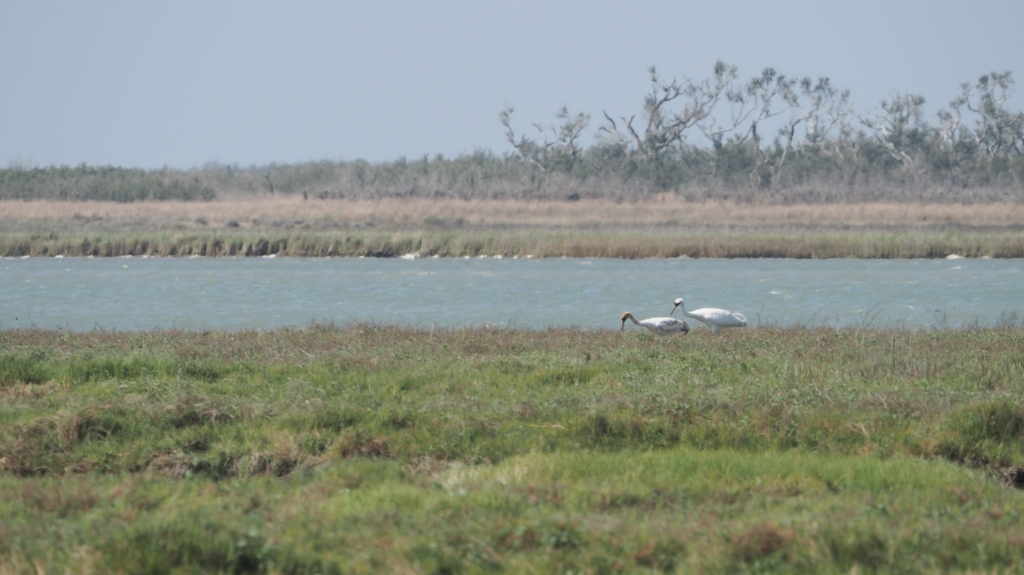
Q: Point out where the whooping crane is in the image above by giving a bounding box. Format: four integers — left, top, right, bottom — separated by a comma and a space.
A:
670, 298, 747, 334
620, 312, 690, 336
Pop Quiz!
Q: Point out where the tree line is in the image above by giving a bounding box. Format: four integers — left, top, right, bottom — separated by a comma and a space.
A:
501, 62, 1023, 198
2, 62, 1022, 204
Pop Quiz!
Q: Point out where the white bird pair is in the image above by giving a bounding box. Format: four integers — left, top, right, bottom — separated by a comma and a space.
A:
621, 298, 747, 336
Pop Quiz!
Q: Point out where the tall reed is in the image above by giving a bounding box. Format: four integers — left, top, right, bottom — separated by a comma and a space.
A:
3, 228, 1023, 258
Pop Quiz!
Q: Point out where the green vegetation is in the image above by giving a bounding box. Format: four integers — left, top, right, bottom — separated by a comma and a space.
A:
4, 227, 1024, 259
2, 66, 1022, 204
0, 165, 215, 202
2, 326, 1024, 572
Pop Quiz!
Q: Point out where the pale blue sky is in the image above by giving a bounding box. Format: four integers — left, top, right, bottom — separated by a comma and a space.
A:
2, 0, 1022, 169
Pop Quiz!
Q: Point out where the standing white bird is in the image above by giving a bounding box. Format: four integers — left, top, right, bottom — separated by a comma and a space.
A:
670, 298, 747, 334
620, 312, 690, 336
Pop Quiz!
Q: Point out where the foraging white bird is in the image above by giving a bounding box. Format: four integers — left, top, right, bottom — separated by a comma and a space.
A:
670, 298, 747, 334
620, 312, 690, 336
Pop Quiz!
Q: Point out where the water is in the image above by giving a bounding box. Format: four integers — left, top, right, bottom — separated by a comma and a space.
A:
1, 256, 1021, 331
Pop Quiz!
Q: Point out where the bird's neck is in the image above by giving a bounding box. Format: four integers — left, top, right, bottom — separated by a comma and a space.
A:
678, 303, 696, 319
627, 314, 641, 325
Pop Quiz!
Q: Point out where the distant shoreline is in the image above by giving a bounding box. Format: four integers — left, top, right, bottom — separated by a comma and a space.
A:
4, 198, 1024, 259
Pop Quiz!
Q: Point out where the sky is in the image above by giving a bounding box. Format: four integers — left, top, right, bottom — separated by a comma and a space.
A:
2, 0, 1022, 169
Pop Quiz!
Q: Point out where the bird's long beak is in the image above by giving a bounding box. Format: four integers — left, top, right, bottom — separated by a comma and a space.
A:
620, 319, 626, 331
670, 303, 679, 315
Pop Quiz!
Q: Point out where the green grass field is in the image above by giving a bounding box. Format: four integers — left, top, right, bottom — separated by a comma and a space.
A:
2, 325, 1024, 573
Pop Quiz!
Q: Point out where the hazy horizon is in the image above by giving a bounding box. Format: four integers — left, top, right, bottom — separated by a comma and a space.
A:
3, 0, 1022, 170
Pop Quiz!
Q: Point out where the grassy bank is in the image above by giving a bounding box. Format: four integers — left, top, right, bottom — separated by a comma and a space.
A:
5, 198, 1024, 259
4, 228, 1024, 259
2, 326, 1024, 572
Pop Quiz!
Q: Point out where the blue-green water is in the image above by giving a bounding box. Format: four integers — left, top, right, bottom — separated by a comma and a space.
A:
1, 256, 1021, 331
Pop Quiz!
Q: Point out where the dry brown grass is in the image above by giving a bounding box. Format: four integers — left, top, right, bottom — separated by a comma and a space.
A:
3, 197, 1024, 233
5, 197, 1024, 258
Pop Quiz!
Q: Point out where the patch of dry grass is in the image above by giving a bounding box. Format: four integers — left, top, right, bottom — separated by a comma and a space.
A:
3, 197, 1024, 233
5, 197, 1024, 258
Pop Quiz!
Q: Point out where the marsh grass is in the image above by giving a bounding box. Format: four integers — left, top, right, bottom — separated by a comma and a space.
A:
3, 228, 1024, 259
3, 325, 1024, 472
4, 198, 1024, 259
4, 450, 1022, 574
1, 326, 1024, 571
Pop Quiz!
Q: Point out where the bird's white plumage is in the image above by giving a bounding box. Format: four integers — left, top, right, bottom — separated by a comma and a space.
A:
620, 312, 690, 336
670, 298, 747, 334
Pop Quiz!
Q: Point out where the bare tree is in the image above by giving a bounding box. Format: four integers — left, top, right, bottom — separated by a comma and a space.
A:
500, 107, 549, 171
862, 92, 927, 166
698, 80, 755, 176
936, 91, 968, 151
500, 106, 590, 172
802, 78, 853, 150
765, 77, 853, 187
733, 68, 798, 185
601, 61, 737, 162
551, 107, 591, 172
963, 71, 1024, 158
